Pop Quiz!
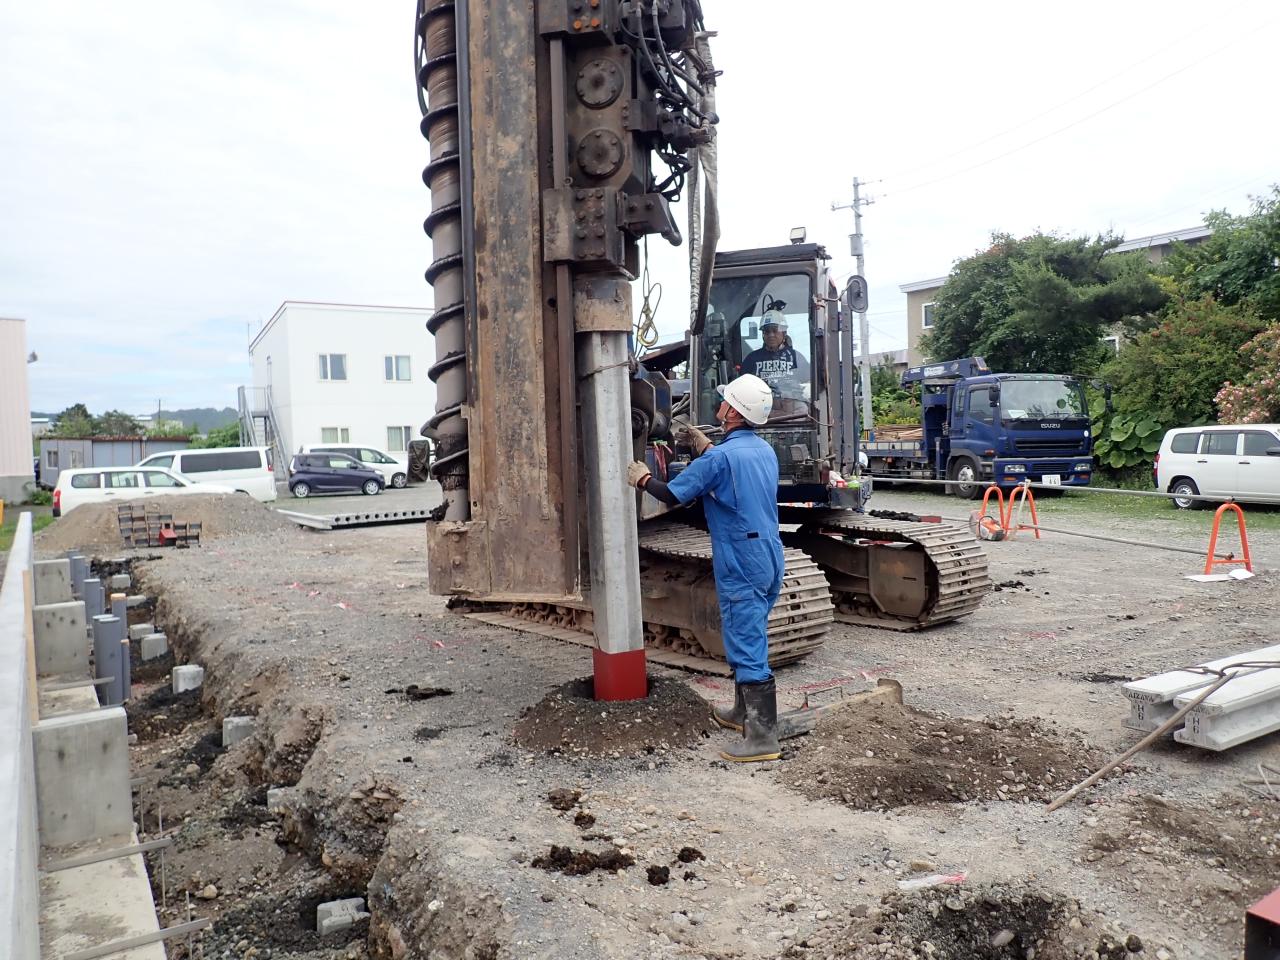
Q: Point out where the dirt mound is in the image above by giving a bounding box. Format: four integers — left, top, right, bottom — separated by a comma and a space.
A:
126, 685, 204, 741
36, 493, 297, 554
813, 884, 1125, 960
512, 676, 715, 757
781, 699, 1099, 810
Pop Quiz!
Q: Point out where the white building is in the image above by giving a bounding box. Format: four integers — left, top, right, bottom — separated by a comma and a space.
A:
246, 301, 433, 459
0, 318, 35, 504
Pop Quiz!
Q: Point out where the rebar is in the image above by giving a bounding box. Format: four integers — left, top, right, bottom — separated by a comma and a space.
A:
417, 0, 469, 520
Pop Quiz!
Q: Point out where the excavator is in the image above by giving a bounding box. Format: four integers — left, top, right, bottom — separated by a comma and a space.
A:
413, 0, 989, 675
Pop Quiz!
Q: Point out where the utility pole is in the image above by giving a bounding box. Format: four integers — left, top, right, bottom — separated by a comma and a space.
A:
832, 177, 875, 439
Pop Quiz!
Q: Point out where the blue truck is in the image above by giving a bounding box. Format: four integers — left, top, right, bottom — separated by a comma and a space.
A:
863, 357, 1095, 499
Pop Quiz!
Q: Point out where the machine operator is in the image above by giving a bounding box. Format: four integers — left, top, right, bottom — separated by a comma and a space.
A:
739, 308, 809, 403
626, 373, 784, 763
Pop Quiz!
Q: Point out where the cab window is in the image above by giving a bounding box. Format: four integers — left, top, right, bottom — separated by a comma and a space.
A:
968, 387, 994, 425
1202, 432, 1239, 456
144, 471, 183, 488
1243, 432, 1279, 456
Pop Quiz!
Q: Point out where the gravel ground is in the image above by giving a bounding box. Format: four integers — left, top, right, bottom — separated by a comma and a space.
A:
102, 488, 1280, 959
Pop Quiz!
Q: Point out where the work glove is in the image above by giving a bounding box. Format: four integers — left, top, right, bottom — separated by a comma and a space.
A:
627, 460, 652, 489
674, 420, 712, 455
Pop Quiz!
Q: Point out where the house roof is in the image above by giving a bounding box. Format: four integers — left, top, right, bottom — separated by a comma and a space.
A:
1110, 224, 1211, 253
899, 276, 948, 294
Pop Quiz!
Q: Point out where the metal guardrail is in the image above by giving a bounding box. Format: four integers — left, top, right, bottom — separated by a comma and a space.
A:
0, 513, 40, 959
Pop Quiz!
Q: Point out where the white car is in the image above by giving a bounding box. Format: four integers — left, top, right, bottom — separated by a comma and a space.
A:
136, 447, 277, 502
1155, 424, 1280, 509
53, 467, 236, 517
299, 444, 409, 488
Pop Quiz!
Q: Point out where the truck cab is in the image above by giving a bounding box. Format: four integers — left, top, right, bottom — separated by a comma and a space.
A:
906, 359, 1094, 497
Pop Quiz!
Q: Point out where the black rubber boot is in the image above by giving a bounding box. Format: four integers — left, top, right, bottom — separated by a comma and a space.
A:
712, 683, 744, 732
720, 678, 781, 763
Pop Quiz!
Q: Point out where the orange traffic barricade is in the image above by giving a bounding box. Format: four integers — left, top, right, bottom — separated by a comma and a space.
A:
1204, 502, 1252, 575
969, 485, 1006, 541
1005, 481, 1041, 540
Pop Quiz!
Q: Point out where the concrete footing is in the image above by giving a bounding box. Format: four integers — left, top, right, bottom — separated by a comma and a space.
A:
128, 623, 155, 641
173, 665, 204, 693
33, 559, 73, 605
108, 574, 131, 590
126, 595, 147, 608
317, 897, 370, 935
32, 601, 89, 676
222, 716, 255, 746
140, 633, 168, 661
33, 706, 132, 847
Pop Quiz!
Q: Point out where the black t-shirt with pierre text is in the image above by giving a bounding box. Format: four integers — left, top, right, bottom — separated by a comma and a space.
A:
740, 345, 810, 393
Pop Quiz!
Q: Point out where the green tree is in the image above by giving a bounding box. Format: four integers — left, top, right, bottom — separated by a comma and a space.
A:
49, 403, 95, 437
192, 423, 243, 448
93, 410, 142, 436
1104, 295, 1269, 428
867, 364, 920, 426
921, 232, 1167, 375
1163, 186, 1280, 319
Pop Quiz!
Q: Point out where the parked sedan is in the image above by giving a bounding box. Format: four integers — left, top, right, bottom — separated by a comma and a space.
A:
287, 453, 384, 498
53, 467, 236, 517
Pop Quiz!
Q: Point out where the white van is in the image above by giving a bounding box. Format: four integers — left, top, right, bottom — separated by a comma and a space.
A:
299, 444, 409, 489
136, 447, 278, 502
53, 467, 235, 517
1155, 424, 1280, 509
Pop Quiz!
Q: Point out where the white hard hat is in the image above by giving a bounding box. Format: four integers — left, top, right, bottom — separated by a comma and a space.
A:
761, 309, 788, 330
717, 373, 773, 426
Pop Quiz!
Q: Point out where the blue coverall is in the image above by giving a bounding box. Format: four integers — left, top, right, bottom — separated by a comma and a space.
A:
666, 429, 785, 683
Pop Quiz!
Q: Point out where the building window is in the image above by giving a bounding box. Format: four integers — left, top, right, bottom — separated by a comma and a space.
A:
46, 450, 59, 468
321, 427, 351, 443
387, 426, 413, 452
922, 303, 936, 329
384, 355, 412, 381
318, 354, 348, 381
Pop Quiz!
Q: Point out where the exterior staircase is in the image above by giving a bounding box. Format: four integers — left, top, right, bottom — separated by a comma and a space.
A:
237, 386, 290, 477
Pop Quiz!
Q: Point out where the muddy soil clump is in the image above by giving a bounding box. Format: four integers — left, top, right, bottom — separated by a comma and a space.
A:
531, 844, 636, 876
513, 675, 715, 757
782, 699, 1099, 810
126, 685, 204, 741
814, 885, 1122, 960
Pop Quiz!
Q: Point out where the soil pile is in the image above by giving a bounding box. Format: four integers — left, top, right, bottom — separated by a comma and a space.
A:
782, 698, 1099, 810
813, 884, 1128, 960
512, 676, 715, 757
37, 493, 298, 554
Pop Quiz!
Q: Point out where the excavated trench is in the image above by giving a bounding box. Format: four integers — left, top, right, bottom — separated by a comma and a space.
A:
123, 570, 507, 960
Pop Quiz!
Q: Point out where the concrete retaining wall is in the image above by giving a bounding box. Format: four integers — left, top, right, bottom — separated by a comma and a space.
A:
0, 513, 42, 959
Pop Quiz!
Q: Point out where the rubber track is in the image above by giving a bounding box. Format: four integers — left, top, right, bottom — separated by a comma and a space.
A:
638, 521, 835, 665
801, 512, 990, 630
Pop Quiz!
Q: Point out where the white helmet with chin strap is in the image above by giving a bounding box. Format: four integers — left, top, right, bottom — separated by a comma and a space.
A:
716, 373, 773, 426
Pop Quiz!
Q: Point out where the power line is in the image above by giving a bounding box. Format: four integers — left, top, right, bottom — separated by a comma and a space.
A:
885, 22, 1212, 183
1125, 173, 1276, 231
881, 23, 1272, 200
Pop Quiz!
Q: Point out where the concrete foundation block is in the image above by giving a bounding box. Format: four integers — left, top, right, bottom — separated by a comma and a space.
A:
32, 601, 89, 676
172, 665, 204, 693
125, 595, 147, 608
33, 706, 131, 846
33, 559, 73, 605
127, 623, 155, 641
140, 633, 168, 661
108, 574, 131, 590
266, 786, 294, 813
317, 898, 369, 935
222, 716, 255, 747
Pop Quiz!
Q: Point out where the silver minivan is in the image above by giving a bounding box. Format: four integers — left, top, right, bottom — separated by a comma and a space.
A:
1155, 424, 1280, 508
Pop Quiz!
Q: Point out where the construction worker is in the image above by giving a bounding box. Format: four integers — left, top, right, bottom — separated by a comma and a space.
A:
740, 308, 809, 397
627, 373, 784, 763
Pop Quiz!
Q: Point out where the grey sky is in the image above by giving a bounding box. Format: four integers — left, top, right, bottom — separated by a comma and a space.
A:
3, 1, 1275, 415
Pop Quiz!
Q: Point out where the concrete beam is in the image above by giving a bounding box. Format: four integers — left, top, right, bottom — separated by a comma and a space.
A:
33, 706, 131, 847
33, 559, 72, 605
32, 601, 90, 677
